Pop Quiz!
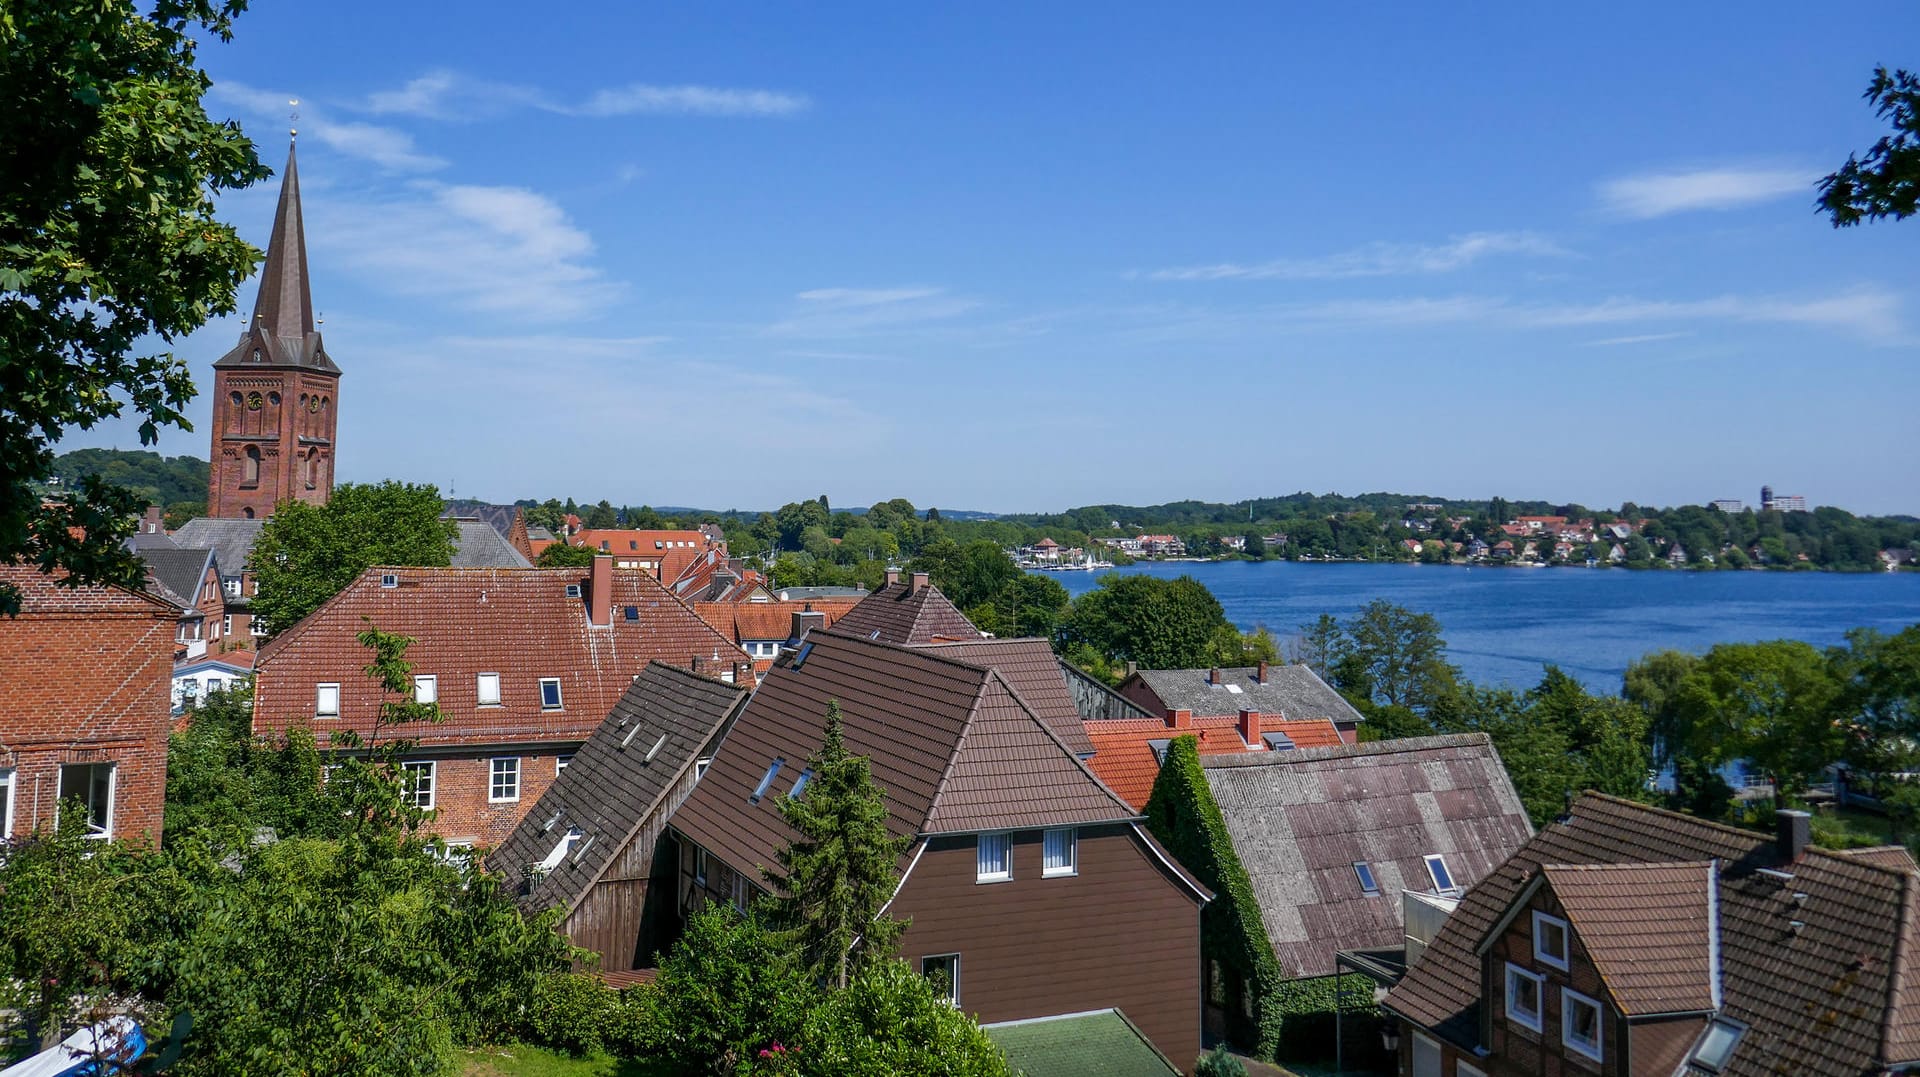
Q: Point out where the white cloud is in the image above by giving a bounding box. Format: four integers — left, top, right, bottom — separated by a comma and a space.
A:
1147, 232, 1565, 281
211, 82, 446, 171
359, 70, 810, 121
578, 83, 810, 117
1597, 167, 1811, 218
1582, 332, 1692, 347
768, 287, 982, 337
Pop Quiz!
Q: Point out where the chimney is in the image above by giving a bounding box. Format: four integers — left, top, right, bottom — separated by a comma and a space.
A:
885, 569, 900, 587
142, 505, 163, 534
1239, 709, 1261, 746
691, 655, 703, 674
791, 609, 826, 640
589, 554, 612, 627
1209, 667, 1222, 686
1257, 659, 1270, 684
1125, 661, 1137, 679
1169, 708, 1192, 730
910, 571, 929, 595
1776, 809, 1812, 862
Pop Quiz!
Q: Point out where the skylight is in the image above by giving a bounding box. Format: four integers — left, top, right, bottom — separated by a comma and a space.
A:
564, 583, 582, 599
1148, 739, 1171, 764
1424, 853, 1457, 894
643, 732, 669, 763
1262, 732, 1296, 751
790, 768, 813, 798
750, 758, 785, 803
792, 642, 814, 669
624, 605, 639, 621
1691, 1018, 1745, 1072
1353, 861, 1380, 895
1224, 683, 1243, 694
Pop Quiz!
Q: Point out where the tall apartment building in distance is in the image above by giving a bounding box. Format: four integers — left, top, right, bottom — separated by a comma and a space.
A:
1760, 486, 1808, 512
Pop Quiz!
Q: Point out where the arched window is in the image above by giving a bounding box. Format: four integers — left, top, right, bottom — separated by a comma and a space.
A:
304, 448, 318, 490
242, 507, 254, 519
243, 446, 261, 485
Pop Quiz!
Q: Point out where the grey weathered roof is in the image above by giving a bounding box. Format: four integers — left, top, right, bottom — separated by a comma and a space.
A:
773, 586, 869, 601
912, 637, 1097, 756
134, 546, 218, 611
1202, 733, 1532, 978
669, 631, 1137, 885
1386, 794, 1920, 1076
488, 662, 749, 917
171, 517, 265, 577
985, 1009, 1180, 1077
828, 580, 983, 645
527, 526, 557, 543
124, 529, 180, 552
442, 500, 521, 541
1126, 664, 1365, 725
450, 519, 532, 568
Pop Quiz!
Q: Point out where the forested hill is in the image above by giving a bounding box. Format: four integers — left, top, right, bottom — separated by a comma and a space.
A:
47, 449, 207, 511
992, 492, 1561, 531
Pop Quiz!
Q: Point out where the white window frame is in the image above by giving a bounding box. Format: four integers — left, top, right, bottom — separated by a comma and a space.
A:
401, 761, 436, 810
694, 847, 708, 887
489, 757, 521, 803
1424, 853, 1458, 894
1505, 963, 1544, 1033
731, 873, 750, 912
476, 672, 501, 706
556, 754, 573, 774
1561, 987, 1604, 1063
0, 767, 16, 840
1042, 828, 1077, 877
58, 762, 115, 839
315, 682, 340, 718
976, 832, 1012, 883
1533, 911, 1570, 971
413, 674, 437, 704
921, 953, 961, 1005
539, 677, 563, 710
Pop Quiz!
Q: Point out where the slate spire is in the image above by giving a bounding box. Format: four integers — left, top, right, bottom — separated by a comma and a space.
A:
251, 141, 314, 340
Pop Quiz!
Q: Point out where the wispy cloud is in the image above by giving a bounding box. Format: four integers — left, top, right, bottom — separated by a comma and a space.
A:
767, 287, 981, 337
319, 182, 619, 320
1581, 332, 1692, 347
1597, 167, 1811, 218
212, 82, 446, 171
360, 69, 810, 121
1146, 232, 1565, 282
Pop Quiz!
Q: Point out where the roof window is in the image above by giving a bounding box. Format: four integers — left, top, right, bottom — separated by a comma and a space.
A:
750, 758, 785, 803
624, 605, 639, 621
564, 583, 582, 599
1262, 731, 1296, 750
1691, 1018, 1746, 1072
380, 573, 398, 589
1423, 853, 1458, 894
1353, 861, 1380, 896
644, 732, 669, 763
1148, 738, 1171, 764
792, 641, 814, 669
790, 768, 813, 798
1224, 683, 1243, 694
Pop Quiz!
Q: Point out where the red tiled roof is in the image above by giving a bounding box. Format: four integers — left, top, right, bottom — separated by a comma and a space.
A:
254, 566, 747, 748
693, 599, 861, 644
1082, 715, 1344, 809
570, 529, 718, 582
0, 564, 177, 616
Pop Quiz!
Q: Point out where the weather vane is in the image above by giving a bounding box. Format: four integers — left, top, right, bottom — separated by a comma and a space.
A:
289, 98, 299, 141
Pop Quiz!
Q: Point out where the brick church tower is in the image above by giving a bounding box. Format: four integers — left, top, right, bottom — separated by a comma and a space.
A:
206, 141, 341, 519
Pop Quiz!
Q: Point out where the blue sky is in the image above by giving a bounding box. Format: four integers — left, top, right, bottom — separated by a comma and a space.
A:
67, 3, 1920, 514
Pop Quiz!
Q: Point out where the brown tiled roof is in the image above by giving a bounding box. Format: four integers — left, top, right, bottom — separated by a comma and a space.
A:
254, 566, 746, 748
668, 632, 1137, 885
912, 637, 1096, 757
488, 662, 748, 916
1836, 845, 1920, 873
1202, 733, 1533, 978
1386, 793, 1920, 1076
1538, 862, 1716, 1015
828, 580, 983, 645
1082, 716, 1343, 810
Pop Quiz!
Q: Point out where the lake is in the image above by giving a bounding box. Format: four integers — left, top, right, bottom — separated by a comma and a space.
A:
1038, 561, 1920, 691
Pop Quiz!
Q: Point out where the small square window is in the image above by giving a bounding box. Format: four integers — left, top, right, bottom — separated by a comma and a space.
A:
976, 832, 1011, 882
539, 678, 563, 710
1043, 828, 1077, 877
490, 757, 521, 802
401, 761, 435, 810
58, 763, 114, 838
315, 682, 340, 717
922, 954, 960, 1004
413, 674, 437, 704
476, 672, 501, 706
1562, 988, 1603, 1062
1533, 912, 1570, 970
1353, 861, 1380, 896
1504, 963, 1544, 1033
1424, 853, 1457, 894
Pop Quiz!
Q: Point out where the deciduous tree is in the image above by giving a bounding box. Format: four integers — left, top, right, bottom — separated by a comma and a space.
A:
1819, 66, 1920, 226
249, 480, 456, 635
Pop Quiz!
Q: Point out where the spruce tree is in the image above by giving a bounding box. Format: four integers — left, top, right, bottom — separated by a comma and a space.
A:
766, 700, 910, 989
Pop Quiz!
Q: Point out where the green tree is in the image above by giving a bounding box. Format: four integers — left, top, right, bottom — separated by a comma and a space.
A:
1836, 625, 1920, 777
1291, 613, 1346, 679
0, 0, 267, 615
1819, 67, 1920, 226
1674, 640, 1844, 794
1624, 649, 1702, 765
1242, 531, 1267, 559
1340, 601, 1460, 715
800, 960, 1013, 1077
164, 682, 339, 846
766, 701, 911, 989
536, 542, 598, 568
629, 906, 817, 1073
908, 539, 1020, 610
1060, 573, 1231, 670
249, 480, 457, 634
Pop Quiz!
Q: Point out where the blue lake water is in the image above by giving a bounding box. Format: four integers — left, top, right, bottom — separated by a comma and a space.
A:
1039, 561, 1920, 691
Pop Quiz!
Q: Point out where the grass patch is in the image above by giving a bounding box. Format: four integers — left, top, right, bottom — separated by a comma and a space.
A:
458, 1045, 646, 1077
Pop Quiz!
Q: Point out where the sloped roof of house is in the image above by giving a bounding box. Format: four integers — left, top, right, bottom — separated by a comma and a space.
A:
0, 564, 178, 617
1386, 793, 1920, 1075
1082, 715, 1344, 810
1122, 665, 1364, 727
1537, 862, 1717, 1015
171, 517, 265, 577
1202, 733, 1533, 978
135, 545, 217, 611
173, 649, 256, 676
488, 662, 749, 918
441, 500, 520, 538
669, 631, 1143, 884
694, 599, 862, 644
449, 519, 532, 568
912, 637, 1097, 757
254, 566, 746, 747
984, 1009, 1180, 1077
571, 529, 715, 581
827, 579, 984, 645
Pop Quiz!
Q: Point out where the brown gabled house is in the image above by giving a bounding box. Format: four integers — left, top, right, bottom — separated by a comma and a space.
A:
666, 629, 1212, 1067
828, 570, 985, 645
1384, 793, 1920, 1077
487, 662, 749, 978
253, 556, 748, 848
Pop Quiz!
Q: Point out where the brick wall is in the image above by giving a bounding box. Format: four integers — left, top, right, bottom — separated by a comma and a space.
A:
402, 747, 580, 848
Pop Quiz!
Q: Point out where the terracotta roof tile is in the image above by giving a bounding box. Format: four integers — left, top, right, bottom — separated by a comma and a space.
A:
1540, 861, 1716, 1015
1082, 716, 1344, 809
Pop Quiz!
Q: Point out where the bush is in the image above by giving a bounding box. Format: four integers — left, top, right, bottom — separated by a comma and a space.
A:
1195, 1044, 1247, 1077
526, 972, 623, 1057
800, 960, 1011, 1076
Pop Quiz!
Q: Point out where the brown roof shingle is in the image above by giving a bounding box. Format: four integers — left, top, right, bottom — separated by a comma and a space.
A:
828, 580, 983, 645
912, 637, 1097, 757
1539, 861, 1716, 1015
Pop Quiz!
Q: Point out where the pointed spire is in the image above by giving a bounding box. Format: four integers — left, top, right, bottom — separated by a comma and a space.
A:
251, 141, 314, 340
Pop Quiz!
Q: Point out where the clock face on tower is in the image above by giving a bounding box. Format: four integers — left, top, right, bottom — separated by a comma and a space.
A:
308, 396, 321, 413
246, 391, 263, 410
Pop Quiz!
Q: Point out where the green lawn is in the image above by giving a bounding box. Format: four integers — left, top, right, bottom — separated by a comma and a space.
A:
458, 1045, 647, 1077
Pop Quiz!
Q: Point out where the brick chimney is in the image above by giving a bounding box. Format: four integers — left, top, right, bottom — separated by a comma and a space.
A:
1776, 809, 1812, 862
791, 609, 826, 640
1208, 667, 1222, 686
1239, 709, 1262, 746
1257, 660, 1270, 684
910, 571, 929, 595
885, 569, 900, 587
142, 505, 163, 534
589, 554, 612, 627
1168, 708, 1192, 730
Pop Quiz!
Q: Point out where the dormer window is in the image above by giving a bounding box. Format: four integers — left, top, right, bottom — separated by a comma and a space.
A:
1532, 911, 1570, 970
1148, 739, 1171, 764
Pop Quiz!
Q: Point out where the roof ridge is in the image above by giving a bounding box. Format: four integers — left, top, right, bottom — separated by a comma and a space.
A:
1574, 791, 1790, 847
1200, 731, 1492, 768
820, 626, 1003, 677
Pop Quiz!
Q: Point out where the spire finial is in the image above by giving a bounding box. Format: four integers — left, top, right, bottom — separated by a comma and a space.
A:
289, 98, 299, 141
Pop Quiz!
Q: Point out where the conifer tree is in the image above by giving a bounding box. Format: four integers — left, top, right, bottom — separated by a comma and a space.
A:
766, 700, 910, 989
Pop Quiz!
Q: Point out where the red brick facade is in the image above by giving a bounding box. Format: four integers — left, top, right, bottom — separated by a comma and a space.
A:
205, 363, 339, 520
396, 749, 572, 848
0, 567, 177, 844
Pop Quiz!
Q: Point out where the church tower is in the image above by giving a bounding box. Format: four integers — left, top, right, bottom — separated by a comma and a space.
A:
206, 141, 341, 519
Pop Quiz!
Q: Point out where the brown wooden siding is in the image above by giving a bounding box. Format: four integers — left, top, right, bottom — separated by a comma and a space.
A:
889, 824, 1203, 1069
560, 753, 711, 973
